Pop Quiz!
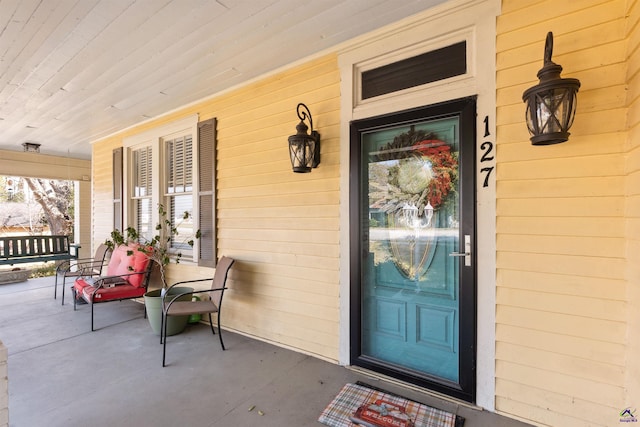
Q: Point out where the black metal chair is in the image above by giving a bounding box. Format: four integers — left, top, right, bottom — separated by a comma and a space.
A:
161, 256, 235, 367
55, 243, 111, 305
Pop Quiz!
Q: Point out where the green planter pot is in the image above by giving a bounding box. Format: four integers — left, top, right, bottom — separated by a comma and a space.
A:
144, 287, 193, 336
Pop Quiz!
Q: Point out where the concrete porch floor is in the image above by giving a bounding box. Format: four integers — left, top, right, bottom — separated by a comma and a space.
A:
0, 277, 532, 427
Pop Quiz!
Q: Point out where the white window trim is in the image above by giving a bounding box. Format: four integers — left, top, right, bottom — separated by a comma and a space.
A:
353, 26, 476, 111
123, 115, 199, 263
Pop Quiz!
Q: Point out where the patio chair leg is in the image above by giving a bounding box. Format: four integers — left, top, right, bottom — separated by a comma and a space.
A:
54, 273, 58, 299
160, 310, 164, 344
61, 277, 66, 306
162, 313, 168, 367
208, 313, 216, 335
73, 288, 77, 311
91, 301, 95, 331
214, 312, 225, 351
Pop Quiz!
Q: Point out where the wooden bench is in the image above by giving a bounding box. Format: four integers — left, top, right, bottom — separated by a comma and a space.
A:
0, 235, 79, 266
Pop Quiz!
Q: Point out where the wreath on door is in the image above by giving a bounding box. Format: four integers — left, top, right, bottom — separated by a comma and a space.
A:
370, 126, 458, 215
368, 126, 459, 281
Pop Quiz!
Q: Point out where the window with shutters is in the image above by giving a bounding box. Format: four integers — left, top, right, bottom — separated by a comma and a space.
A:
121, 115, 215, 266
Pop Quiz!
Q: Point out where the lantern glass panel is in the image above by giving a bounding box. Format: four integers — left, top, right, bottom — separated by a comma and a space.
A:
289, 137, 315, 172
541, 91, 562, 133
525, 101, 536, 134
305, 139, 316, 165
566, 91, 578, 128
528, 88, 577, 135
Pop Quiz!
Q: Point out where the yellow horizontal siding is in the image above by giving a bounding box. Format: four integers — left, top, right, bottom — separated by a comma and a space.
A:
630, 150, 640, 187
496, 360, 624, 408
91, 54, 341, 361
218, 228, 338, 246
496, 287, 625, 321
497, 217, 624, 237
218, 204, 338, 219
497, 1, 629, 424
497, 154, 624, 179
495, 394, 613, 427
497, 133, 626, 161
217, 190, 338, 209
497, 341, 624, 386
625, 0, 640, 414
0, 150, 90, 181
498, 177, 625, 198
220, 175, 339, 197
498, 25, 625, 75
91, 139, 121, 252
497, 234, 624, 258
210, 51, 340, 359
498, 252, 625, 280
497, 197, 624, 218
219, 238, 340, 263
496, 378, 616, 426
498, 0, 618, 34
498, 269, 625, 299
232, 283, 338, 319
496, 305, 625, 344
497, 323, 625, 367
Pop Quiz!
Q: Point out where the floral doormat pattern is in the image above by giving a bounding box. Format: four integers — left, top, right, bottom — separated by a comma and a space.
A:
318, 382, 464, 427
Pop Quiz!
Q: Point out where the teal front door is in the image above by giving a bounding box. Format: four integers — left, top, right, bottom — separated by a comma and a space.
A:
350, 98, 476, 402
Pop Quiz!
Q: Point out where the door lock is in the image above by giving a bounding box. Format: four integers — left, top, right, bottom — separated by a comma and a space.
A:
449, 234, 471, 266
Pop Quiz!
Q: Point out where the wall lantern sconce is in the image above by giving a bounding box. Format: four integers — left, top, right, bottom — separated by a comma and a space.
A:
22, 142, 41, 153
288, 103, 320, 173
522, 32, 580, 145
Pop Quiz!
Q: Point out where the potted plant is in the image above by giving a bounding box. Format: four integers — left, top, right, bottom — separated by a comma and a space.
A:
106, 204, 200, 336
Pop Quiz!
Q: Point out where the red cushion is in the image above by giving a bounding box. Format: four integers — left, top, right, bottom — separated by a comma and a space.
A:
82, 283, 146, 302
106, 245, 133, 277
103, 244, 150, 288
73, 278, 94, 295
128, 248, 150, 288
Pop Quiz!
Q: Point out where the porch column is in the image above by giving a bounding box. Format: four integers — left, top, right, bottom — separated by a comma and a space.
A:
0, 339, 8, 427
74, 180, 91, 258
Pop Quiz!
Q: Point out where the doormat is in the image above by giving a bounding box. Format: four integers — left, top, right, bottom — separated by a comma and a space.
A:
318, 382, 464, 427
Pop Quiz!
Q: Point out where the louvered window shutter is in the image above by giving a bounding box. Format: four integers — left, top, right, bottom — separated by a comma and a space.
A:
113, 147, 123, 231
198, 118, 216, 267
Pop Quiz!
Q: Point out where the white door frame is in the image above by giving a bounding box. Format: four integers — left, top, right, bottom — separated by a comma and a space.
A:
337, 0, 500, 410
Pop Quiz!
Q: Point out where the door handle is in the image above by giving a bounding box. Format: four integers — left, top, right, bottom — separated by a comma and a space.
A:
449, 235, 471, 266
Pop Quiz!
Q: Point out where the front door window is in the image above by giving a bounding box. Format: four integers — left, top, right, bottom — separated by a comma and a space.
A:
350, 98, 476, 401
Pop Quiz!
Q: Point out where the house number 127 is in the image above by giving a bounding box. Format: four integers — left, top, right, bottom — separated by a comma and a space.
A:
480, 116, 494, 188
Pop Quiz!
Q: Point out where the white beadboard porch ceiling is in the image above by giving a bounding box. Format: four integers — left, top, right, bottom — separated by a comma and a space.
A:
0, 0, 445, 160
